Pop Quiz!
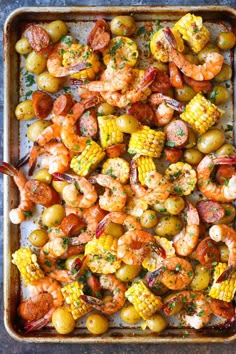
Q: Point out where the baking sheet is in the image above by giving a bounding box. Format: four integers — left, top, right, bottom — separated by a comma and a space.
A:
3, 6, 236, 343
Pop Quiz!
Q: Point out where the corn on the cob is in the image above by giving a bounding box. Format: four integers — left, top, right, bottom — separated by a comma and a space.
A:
180, 93, 222, 135
142, 236, 175, 272
103, 36, 138, 67
70, 140, 105, 176
128, 126, 165, 158
102, 157, 130, 184
150, 28, 184, 62
98, 115, 124, 148
85, 234, 121, 274
125, 197, 149, 218
61, 281, 92, 320
136, 156, 156, 185
12, 247, 44, 285
209, 263, 236, 302
174, 13, 210, 53
62, 43, 101, 80
125, 280, 162, 320
165, 161, 197, 196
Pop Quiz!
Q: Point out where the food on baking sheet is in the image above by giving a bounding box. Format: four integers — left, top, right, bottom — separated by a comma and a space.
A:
2, 12, 236, 335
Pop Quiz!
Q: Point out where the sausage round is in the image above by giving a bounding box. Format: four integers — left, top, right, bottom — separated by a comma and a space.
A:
77, 109, 98, 138
164, 147, 183, 163
25, 25, 50, 53
196, 200, 225, 223
60, 214, 86, 236
25, 180, 60, 207
127, 102, 156, 126
52, 94, 74, 116
18, 293, 53, 321
183, 75, 213, 93
215, 165, 235, 185
32, 90, 53, 119
166, 120, 189, 148
105, 144, 127, 158
150, 69, 171, 93
195, 237, 221, 269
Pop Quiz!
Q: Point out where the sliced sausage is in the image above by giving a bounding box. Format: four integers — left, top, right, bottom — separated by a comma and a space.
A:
18, 293, 53, 321
127, 102, 156, 126
197, 200, 225, 223
86, 274, 102, 298
25, 180, 60, 207
169, 62, 184, 89
60, 214, 86, 236
105, 144, 127, 158
87, 19, 110, 52
166, 120, 189, 148
150, 69, 171, 93
52, 94, 74, 116
195, 237, 220, 269
216, 165, 235, 185
183, 75, 213, 93
32, 90, 53, 119
77, 109, 98, 138
25, 25, 50, 53
164, 147, 183, 163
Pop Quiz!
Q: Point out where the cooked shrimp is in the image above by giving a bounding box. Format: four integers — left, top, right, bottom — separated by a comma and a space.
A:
130, 159, 171, 205
96, 211, 142, 238
149, 93, 185, 127
146, 256, 193, 290
117, 230, 156, 265
173, 202, 200, 256
165, 291, 211, 329
35, 123, 62, 146
209, 224, 236, 268
208, 298, 235, 320
65, 203, 107, 243
164, 27, 224, 81
100, 67, 157, 108
18, 293, 54, 321
81, 61, 133, 92
47, 36, 87, 77
197, 155, 236, 202
54, 172, 97, 208
48, 227, 66, 241
0, 162, 34, 224
59, 97, 100, 153
22, 277, 63, 332
89, 174, 127, 212
81, 274, 126, 314
29, 141, 70, 175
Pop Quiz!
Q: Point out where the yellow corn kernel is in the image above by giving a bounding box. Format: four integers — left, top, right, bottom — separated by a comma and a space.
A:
125, 280, 162, 320
136, 156, 156, 185
165, 161, 197, 196
12, 247, 44, 285
98, 115, 124, 148
62, 281, 92, 320
103, 36, 138, 67
62, 43, 101, 80
128, 126, 165, 158
102, 157, 130, 184
209, 262, 236, 302
174, 13, 210, 53
70, 140, 105, 176
180, 93, 223, 135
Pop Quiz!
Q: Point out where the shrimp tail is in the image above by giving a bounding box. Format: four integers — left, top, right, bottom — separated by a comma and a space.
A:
214, 156, 236, 165
151, 242, 166, 259
80, 294, 103, 306
0, 161, 18, 177
24, 316, 50, 333
52, 172, 74, 183
162, 95, 185, 112
216, 266, 235, 283
163, 26, 177, 48
145, 266, 165, 287
140, 67, 157, 91
15, 152, 30, 169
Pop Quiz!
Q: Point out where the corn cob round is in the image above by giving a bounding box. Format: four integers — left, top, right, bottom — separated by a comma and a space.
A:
209, 263, 236, 302
98, 115, 124, 148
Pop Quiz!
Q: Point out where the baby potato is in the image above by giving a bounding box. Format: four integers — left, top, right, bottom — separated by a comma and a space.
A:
97, 102, 115, 116
185, 127, 197, 149
140, 210, 158, 228
183, 149, 204, 165
26, 120, 51, 142
214, 63, 232, 82
164, 196, 185, 215
197, 129, 225, 154
116, 263, 141, 282
34, 168, 52, 184
116, 114, 139, 134
215, 203, 236, 225
42, 204, 65, 227
197, 43, 220, 63
25, 51, 47, 75
52, 307, 75, 334
144, 314, 167, 333
190, 264, 210, 291
110, 16, 137, 36
174, 84, 195, 102
163, 294, 183, 316
37, 71, 65, 93
104, 222, 124, 238
86, 313, 109, 334
120, 304, 141, 324
216, 31, 236, 50
153, 201, 168, 214
28, 229, 48, 247
46, 20, 68, 43
52, 180, 69, 194
155, 215, 183, 237
218, 244, 229, 262
215, 143, 236, 157
208, 85, 230, 105
15, 99, 35, 120
15, 37, 32, 55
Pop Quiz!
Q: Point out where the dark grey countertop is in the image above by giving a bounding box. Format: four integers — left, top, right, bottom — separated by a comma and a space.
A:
1, 0, 236, 352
